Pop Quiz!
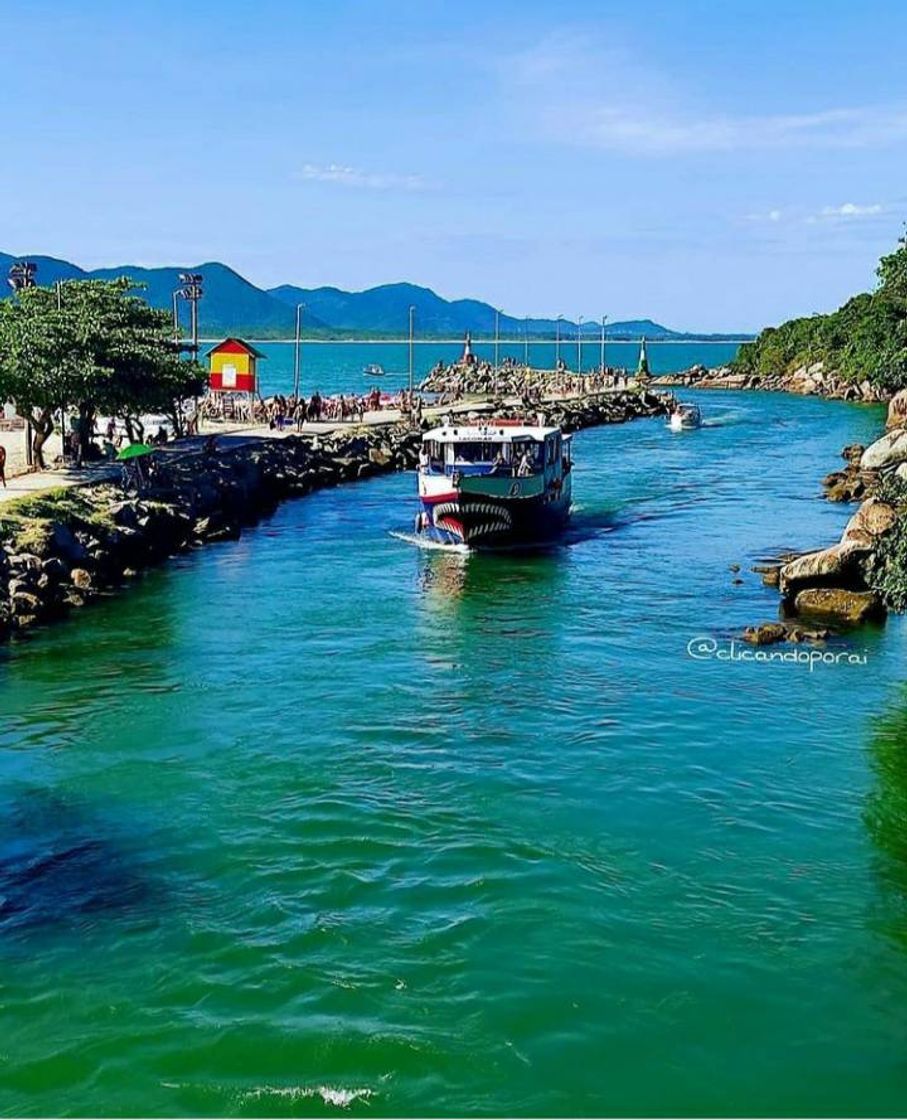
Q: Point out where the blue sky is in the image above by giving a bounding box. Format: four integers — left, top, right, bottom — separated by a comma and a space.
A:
1, 0, 906, 331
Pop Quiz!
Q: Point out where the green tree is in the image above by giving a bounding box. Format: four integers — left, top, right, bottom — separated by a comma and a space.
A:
0, 278, 203, 467
731, 233, 907, 395
877, 231, 907, 310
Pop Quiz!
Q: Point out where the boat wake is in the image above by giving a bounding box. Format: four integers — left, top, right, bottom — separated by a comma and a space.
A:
700, 411, 747, 428
389, 530, 471, 554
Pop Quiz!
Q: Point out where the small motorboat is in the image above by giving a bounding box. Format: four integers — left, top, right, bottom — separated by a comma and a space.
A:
363, 363, 385, 378
668, 402, 702, 432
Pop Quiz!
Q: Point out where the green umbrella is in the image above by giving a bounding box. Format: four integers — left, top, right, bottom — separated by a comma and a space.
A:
116, 442, 154, 461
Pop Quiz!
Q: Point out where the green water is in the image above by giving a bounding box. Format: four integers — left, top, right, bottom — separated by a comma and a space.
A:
3, 390, 907, 1117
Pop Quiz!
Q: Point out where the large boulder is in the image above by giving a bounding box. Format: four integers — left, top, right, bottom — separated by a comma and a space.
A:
887, 389, 907, 430
793, 588, 885, 626
48, 522, 88, 566
779, 540, 870, 596
70, 568, 93, 591
842, 497, 898, 545
860, 428, 907, 471
741, 623, 788, 645
822, 468, 867, 503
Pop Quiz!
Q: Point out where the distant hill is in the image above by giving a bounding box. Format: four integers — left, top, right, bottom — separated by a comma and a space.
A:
0, 252, 88, 285
267, 283, 725, 340
0, 251, 748, 340
85, 262, 329, 337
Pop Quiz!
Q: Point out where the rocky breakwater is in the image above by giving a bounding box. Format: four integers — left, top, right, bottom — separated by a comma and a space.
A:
535, 390, 667, 432
654, 361, 886, 403
0, 427, 420, 644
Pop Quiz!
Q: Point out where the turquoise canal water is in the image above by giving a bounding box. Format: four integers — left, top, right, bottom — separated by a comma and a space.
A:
4, 387, 907, 1117
248, 340, 742, 398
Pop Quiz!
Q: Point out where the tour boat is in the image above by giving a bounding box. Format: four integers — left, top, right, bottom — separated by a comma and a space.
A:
363, 363, 385, 378
668, 402, 702, 431
415, 419, 573, 547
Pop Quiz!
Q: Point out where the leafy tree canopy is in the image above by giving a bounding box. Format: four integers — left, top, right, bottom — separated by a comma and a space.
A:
733, 234, 907, 393
0, 278, 204, 462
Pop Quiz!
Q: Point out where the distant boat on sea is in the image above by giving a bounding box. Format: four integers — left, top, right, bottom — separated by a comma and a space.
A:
363, 363, 385, 378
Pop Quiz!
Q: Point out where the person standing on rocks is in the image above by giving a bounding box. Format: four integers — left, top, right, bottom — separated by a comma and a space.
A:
0, 444, 6, 488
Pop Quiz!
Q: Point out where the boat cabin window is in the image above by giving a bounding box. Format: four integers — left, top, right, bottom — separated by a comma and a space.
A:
451, 441, 506, 464
511, 440, 543, 467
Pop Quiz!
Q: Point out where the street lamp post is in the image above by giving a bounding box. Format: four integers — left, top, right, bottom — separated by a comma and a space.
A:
600, 315, 608, 374
494, 308, 501, 374
177, 273, 204, 359
174, 273, 203, 437
293, 303, 305, 401
555, 315, 564, 369
577, 316, 584, 373
408, 305, 415, 396
524, 316, 529, 367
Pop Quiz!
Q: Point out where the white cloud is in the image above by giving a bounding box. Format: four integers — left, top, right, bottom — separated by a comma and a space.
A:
821, 202, 883, 217
502, 35, 907, 156
805, 202, 887, 224
572, 105, 907, 156
297, 163, 433, 191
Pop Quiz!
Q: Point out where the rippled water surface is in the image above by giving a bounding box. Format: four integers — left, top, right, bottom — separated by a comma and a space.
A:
3, 390, 907, 1117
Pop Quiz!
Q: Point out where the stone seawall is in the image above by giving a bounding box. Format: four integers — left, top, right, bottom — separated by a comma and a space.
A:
0, 391, 666, 645
0, 427, 421, 643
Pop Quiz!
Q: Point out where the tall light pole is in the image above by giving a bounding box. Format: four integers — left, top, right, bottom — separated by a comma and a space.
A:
408, 305, 415, 395
524, 316, 529, 367
172, 290, 180, 342
600, 315, 608, 373
577, 316, 584, 373
555, 315, 564, 369
494, 308, 501, 373
293, 303, 305, 400
177, 272, 204, 359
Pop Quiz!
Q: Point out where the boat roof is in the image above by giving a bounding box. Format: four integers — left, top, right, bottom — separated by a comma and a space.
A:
422, 421, 563, 443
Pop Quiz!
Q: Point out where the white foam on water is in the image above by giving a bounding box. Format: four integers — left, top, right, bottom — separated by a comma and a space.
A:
700, 411, 745, 428
244, 1085, 374, 1108
163, 1081, 375, 1109
389, 530, 470, 554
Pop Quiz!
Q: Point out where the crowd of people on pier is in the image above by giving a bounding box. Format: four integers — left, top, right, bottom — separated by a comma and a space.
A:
193, 359, 636, 437
421, 357, 637, 404
200, 386, 424, 431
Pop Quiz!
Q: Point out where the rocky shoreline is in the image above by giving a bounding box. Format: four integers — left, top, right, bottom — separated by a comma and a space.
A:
653, 362, 888, 403
742, 390, 907, 643
0, 391, 665, 645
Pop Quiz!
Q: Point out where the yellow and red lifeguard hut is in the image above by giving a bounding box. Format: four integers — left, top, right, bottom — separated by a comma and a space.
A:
206, 338, 266, 394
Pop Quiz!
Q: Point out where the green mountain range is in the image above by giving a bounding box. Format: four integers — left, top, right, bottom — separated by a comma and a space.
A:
0, 252, 747, 341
